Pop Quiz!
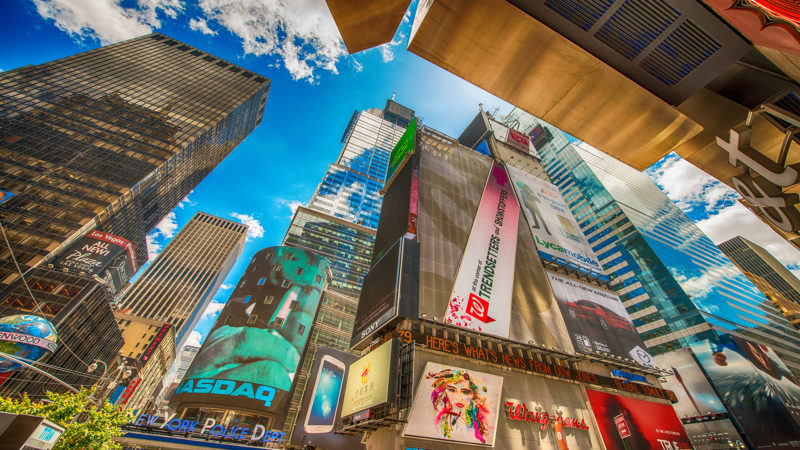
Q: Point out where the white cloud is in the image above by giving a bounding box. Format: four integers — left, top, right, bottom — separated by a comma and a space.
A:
195, 0, 347, 82
155, 212, 178, 238
278, 199, 304, 214
375, 33, 405, 63
177, 190, 196, 209
202, 301, 226, 319
188, 17, 217, 35
230, 212, 264, 240
184, 330, 203, 348
146, 233, 162, 261
32, 0, 182, 45
220, 283, 233, 290
646, 153, 737, 213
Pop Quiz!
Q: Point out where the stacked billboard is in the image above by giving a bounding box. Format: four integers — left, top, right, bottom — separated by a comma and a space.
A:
171, 246, 330, 417
55, 230, 137, 296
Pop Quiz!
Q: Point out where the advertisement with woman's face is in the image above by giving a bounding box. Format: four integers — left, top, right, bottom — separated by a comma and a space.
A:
404, 362, 503, 446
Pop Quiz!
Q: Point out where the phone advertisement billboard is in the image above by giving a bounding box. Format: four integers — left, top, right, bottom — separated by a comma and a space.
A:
585, 389, 691, 450
404, 362, 504, 446
171, 246, 330, 416
341, 339, 397, 417
444, 161, 520, 339
507, 166, 604, 279
291, 346, 364, 450
689, 336, 800, 447
547, 272, 653, 366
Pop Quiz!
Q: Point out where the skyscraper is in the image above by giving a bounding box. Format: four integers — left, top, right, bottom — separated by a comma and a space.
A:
719, 236, 800, 328
118, 211, 247, 350
498, 110, 800, 373
0, 32, 269, 300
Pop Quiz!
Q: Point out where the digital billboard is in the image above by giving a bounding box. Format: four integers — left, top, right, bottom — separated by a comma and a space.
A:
689, 336, 800, 447
341, 339, 397, 417
385, 116, 416, 187
55, 230, 137, 295
507, 166, 604, 279
585, 389, 691, 450
443, 161, 519, 339
171, 246, 330, 416
653, 348, 726, 419
291, 345, 364, 450
404, 362, 504, 446
547, 272, 653, 366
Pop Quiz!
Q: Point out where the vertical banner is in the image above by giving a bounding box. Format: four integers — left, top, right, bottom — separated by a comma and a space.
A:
444, 162, 519, 338
406, 156, 419, 239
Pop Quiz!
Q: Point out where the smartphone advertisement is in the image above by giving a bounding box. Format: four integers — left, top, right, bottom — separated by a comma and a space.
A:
291, 346, 364, 450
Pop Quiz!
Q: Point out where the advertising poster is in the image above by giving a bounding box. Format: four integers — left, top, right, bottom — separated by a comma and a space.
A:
653, 348, 726, 419
386, 117, 416, 186
585, 389, 692, 450
404, 362, 504, 447
506, 166, 604, 279
172, 246, 330, 415
547, 272, 653, 366
291, 345, 364, 450
444, 161, 519, 338
689, 336, 800, 447
341, 339, 396, 417
55, 230, 137, 294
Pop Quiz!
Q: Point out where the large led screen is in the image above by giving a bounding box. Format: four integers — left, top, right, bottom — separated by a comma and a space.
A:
341, 339, 397, 417
585, 389, 691, 450
404, 362, 504, 446
291, 345, 364, 450
547, 272, 653, 366
171, 246, 330, 415
689, 336, 800, 447
507, 166, 604, 279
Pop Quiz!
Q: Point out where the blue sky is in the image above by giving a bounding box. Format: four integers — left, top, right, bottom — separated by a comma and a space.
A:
3, 0, 798, 351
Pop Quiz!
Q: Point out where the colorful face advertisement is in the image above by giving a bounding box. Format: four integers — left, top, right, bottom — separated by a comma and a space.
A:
172, 246, 330, 415
341, 339, 396, 417
689, 336, 800, 447
547, 272, 653, 366
444, 162, 519, 338
585, 389, 692, 450
404, 362, 504, 447
506, 166, 604, 279
291, 346, 364, 450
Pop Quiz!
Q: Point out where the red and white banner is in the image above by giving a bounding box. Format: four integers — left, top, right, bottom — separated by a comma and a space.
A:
444, 162, 519, 338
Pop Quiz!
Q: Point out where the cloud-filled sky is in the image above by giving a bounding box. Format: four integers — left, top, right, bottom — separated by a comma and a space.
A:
4, 0, 798, 356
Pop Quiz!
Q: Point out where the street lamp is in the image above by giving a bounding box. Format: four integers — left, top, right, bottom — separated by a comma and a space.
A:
87, 358, 132, 407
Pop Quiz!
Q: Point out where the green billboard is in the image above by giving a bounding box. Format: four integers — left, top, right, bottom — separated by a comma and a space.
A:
386, 117, 416, 184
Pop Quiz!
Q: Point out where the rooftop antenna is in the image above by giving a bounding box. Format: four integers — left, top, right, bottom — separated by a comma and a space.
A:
392, 91, 396, 101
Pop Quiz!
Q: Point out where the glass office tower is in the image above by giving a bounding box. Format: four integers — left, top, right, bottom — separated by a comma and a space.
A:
501, 110, 800, 373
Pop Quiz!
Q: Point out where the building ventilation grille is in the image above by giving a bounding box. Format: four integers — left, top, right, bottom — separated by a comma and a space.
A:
544, 0, 614, 30
638, 20, 721, 86
594, 0, 680, 60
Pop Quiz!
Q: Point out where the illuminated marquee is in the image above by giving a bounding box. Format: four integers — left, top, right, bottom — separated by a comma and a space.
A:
174, 378, 276, 407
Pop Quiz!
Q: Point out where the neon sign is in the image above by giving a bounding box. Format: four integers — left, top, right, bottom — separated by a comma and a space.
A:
504, 401, 590, 431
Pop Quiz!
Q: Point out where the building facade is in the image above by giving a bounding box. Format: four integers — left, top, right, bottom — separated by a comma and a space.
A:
496, 111, 800, 374
0, 32, 269, 301
118, 211, 247, 350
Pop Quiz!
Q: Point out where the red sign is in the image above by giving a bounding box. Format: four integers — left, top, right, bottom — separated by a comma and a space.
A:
139, 323, 171, 363
614, 413, 631, 438
88, 230, 138, 273
506, 128, 531, 152
119, 377, 141, 405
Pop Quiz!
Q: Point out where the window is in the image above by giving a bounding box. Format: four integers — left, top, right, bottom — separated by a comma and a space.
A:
301, 286, 312, 295
258, 277, 266, 285
289, 300, 299, 311
264, 295, 274, 304
243, 295, 251, 304
295, 267, 304, 276
297, 324, 306, 335
282, 280, 291, 288
273, 264, 282, 272
315, 275, 322, 283
247, 314, 258, 324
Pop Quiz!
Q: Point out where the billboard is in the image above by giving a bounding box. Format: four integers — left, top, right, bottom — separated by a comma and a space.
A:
585, 389, 692, 450
653, 348, 726, 419
55, 230, 137, 295
404, 362, 504, 446
350, 237, 419, 348
443, 161, 520, 338
689, 336, 800, 447
489, 120, 539, 158
507, 166, 604, 279
171, 246, 330, 416
139, 323, 171, 364
341, 339, 397, 417
291, 346, 364, 450
547, 272, 653, 366
385, 116, 416, 187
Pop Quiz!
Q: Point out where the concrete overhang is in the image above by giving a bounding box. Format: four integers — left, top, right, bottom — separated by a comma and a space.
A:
326, 0, 411, 53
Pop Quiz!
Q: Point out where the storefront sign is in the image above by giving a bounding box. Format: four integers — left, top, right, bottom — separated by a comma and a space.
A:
395, 330, 676, 402
132, 414, 285, 444
505, 400, 590, 431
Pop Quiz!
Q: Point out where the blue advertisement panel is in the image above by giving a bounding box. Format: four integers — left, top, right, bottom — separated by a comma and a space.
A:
171, 246, 330, 416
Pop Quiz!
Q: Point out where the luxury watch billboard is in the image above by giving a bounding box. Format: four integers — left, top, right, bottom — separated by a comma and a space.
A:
443, 161, 520, 339
547, 272, 653, 366
585, 389, 692, 450
507, 166, 604, 279
291, 345, 364, 450
171, 246, 330, 416
404, 362, 504, 446
341, 339, 397, 417
689, 336, 800, 447
55, 230, 137, 295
